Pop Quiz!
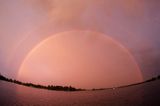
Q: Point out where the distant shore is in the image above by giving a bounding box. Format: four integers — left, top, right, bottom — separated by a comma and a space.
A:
91, 75, 160, 91
0, 73, 160, 91
0, 74, 85, 91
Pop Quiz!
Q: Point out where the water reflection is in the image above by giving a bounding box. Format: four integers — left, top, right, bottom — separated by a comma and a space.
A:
0, 80, 160, 106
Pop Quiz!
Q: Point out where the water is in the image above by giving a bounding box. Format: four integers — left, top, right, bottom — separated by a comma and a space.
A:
0, 80, 160, 106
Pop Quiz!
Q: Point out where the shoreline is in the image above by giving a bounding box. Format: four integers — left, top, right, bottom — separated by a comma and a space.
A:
0, 73, 160, 92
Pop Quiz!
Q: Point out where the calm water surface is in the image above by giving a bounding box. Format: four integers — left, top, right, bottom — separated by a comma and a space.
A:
0, 80, 160, 106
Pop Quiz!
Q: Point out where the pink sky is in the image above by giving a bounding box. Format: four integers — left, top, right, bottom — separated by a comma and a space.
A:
0, 0, 160, 88
18, 31, 142, 89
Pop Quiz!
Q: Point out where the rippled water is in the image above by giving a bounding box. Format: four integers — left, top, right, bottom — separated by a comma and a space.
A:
0, 80, 160, 106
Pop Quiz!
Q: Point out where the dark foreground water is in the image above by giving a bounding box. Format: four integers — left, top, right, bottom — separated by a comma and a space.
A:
0, 80, 160, 106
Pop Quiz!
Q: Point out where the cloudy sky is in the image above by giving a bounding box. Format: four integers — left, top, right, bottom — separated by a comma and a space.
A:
0, 0, 160, 88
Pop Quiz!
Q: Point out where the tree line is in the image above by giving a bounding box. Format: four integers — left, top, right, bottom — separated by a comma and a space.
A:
0, 73, 85, 91
1, 73, 160, 91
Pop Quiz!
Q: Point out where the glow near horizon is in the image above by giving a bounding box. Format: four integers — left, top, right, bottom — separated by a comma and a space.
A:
0, 0, 159, 81
18, 31, 143, 89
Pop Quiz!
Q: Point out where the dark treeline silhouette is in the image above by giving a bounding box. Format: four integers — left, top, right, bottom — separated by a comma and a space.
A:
116, 75, 160, 89
1, 73, 160, 91
0, 73, 84, 91
91, 75, 160, 91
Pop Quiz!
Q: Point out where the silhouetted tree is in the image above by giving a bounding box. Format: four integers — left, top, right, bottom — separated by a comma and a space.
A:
0, 73, 82, 91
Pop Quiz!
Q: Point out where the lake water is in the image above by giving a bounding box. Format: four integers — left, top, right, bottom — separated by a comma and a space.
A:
0, 80, 160, 106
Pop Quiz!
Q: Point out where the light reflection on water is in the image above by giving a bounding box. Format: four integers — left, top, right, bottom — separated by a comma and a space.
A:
0, 80, 160, 106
